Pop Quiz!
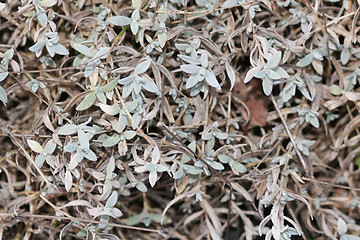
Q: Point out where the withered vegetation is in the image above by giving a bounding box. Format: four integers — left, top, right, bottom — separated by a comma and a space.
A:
0, 0, 360, 239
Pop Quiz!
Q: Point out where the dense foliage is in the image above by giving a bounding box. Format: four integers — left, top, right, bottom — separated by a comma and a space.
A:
1, 0, 360, 239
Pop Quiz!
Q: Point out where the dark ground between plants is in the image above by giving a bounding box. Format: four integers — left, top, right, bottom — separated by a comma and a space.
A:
0, 0, 360, 239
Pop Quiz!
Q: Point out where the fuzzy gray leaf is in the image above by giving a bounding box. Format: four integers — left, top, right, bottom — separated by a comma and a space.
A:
73, 43, 94, 57
181, 64, 200, 74
205, 70, 221, 89
297, 53, 313, 67
178, 55, 200, 65
52, 43, 69, 56
0, 86, 7, 105
103, 135, 121, 147
134, 59, 151, 75
64, 170, 72, 192
142, 78, 159, 93
225, 62, 236, 90
76, 92, 96, 111
108, 16, 132, 26
58, 124, 78, 135
266, 51, 282, 69
262, 76, 273, 96
123, 130, 136, 139
106, 191, 118, 208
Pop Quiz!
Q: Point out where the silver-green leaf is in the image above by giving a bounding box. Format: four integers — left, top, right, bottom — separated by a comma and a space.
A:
108, 16, 132, 26
76, 92, 96, 111
103, 135, 122, 147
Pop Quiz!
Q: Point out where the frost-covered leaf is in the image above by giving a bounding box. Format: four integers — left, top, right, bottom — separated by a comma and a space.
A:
118, 114, 128, 132
97, 92, 106, 103
106, 157, 116, 178
254, 69, 266, 79
202, 131, 213, 140
76, 92, 96, 111
249, 5, 261, 18
87, 207, 103, 218
188, 140, 196, 152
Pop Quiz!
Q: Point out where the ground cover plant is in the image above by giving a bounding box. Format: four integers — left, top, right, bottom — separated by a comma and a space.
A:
0, 0, 360, 239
